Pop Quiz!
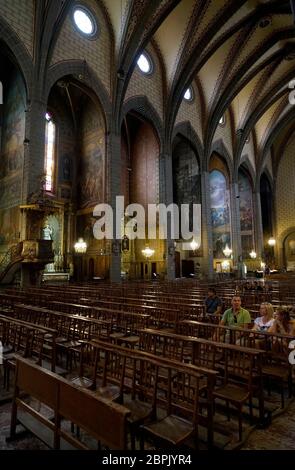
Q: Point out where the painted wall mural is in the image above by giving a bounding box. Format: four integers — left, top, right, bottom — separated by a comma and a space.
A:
77, 101, 104, 209
209, 169, 231, 258
173, 140, 201, 236
0, 72, 25, 248
0, 72, 25, 182
0, 72, 25, 212
284, 232, 295, 271
238, 171, 254, 257
0, 207, 20, 245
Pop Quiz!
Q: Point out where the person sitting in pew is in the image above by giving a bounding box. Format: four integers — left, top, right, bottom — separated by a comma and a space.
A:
204, 287, 223, 316
253, 281, 264, 292
252, 302, 275, 332
220, 295, 251, 329
268, 306, 295, 336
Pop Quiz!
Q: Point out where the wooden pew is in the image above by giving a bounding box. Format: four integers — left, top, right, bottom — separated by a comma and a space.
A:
74, 339, 217, 448
10, 356, 131, 450
138, 327, 265, 440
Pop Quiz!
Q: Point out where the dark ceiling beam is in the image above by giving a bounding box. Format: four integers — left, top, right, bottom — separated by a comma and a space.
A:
258, 102, 295, 180
114, 0, 180, 132
235, 64, 295, 166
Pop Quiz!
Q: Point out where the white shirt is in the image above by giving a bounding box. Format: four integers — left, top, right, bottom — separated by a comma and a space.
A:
254, 317, 274, 331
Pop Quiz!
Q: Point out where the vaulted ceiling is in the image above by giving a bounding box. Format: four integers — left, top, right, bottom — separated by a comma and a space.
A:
13, 0, 295, 177
103, 0, 295, 174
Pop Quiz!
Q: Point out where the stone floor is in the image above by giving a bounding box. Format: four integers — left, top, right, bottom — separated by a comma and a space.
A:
241, 399, 295, 450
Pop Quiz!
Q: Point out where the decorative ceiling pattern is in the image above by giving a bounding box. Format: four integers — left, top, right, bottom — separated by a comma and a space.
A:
27, 0, 295, 177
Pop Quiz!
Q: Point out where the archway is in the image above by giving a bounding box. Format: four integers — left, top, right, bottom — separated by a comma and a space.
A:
121, 112, 161, 280
45, 77, 109, 279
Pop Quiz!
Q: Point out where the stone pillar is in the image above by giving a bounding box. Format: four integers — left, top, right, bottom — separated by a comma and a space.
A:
201, 171, 214, 280
19, 98, 48, 251
22, 99, 47, 202
253, 191, 264, 259
159, 151, 175, 280
107, 132, 121, 282
230, 181, 244, 278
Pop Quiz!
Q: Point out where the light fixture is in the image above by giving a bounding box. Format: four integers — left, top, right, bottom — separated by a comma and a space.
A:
261, 261, 266, 269
74, 238, 87, 254
221, 260, 230, 271
249, 250, 257, 259
142, 246, 154, 258
268, 238, 276, 247
190, 239, 200, 251
223, 244, 232, 257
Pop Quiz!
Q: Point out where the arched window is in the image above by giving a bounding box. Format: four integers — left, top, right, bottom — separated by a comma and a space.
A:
44, 112, 56, 192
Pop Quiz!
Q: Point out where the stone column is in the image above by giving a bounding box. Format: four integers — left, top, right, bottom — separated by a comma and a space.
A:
107, 131, 121, 282
253, 191, 264, 259
22, 98, 47, 201
159, 151, 175, 280
230, 181, 244, 278
19, 98, 48, 251
201, 171, 214, 280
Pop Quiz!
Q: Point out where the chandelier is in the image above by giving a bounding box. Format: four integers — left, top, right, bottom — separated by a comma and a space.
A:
223, 244, 232, 257
74, 238, 87, 254
142, 246, 155, 258
249, 250, 257, 259
268, 238, 276, 247
190, 239, 200, 251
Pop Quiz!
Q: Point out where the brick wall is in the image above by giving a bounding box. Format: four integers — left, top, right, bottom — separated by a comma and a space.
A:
241, 132, 256, 175
276, 135, 295, 239
0, 0, 34, 56
211, 109, 233, 159
50, 0, 112, 94
175, 82, 203, 143
130, 121, 159, 208
124, 43, 164, 121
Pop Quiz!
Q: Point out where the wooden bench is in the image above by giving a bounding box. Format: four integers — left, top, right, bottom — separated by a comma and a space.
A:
10, 356, 131, 450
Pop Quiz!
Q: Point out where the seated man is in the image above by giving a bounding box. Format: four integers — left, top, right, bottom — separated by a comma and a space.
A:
220, 295, 251, 329
253, 281, 264, 292
204, 287, 223, 315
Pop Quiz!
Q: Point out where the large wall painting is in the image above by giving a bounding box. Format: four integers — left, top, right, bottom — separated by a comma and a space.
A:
77, 101, 104, 209
173, 140, 201, 238
0, 72, 25, 213
210, 169, 231, 258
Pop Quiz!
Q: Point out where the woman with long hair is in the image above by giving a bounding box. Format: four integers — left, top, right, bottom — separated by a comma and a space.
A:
252, 302, 274, 332
269, 306, 295, 336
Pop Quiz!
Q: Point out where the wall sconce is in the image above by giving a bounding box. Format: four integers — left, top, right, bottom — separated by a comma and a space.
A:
268, 238, 276, 247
